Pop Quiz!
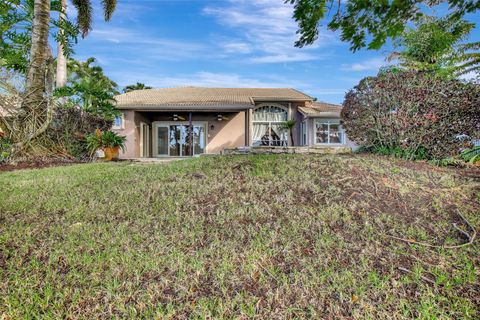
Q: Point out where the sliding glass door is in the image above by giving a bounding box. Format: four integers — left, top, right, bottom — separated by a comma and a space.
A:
155, 123, 206, 157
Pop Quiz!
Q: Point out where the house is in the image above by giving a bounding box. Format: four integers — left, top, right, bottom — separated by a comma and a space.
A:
113, 87, 351, 158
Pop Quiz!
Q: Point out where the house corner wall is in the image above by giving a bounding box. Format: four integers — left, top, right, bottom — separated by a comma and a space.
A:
113, 110, 137, 158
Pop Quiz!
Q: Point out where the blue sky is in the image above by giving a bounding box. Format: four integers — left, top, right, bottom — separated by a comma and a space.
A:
70, 0, 480, 104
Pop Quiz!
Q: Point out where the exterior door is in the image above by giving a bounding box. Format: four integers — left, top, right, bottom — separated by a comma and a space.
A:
154, 123, 206, 157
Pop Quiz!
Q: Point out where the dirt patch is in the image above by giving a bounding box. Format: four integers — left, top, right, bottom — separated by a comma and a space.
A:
0, 158, 85, 172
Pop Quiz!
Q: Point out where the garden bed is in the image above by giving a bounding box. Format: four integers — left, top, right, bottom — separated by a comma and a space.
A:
0, 158, 85, 172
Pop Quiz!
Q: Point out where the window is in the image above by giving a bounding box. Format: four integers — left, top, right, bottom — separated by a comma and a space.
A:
315, 119, 344, 144
300, 121, 307, 146
113, 114, 124, 130
252, 105, 289, 146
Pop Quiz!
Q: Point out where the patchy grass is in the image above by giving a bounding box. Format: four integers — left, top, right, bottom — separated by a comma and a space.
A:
0, 154, 479, 319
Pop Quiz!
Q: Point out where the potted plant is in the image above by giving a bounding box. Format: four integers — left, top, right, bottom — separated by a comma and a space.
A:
86, 130, 126, 161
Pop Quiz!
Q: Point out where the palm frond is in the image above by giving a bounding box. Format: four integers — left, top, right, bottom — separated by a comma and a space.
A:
72, 0, 92, 37
454, 41, 480, 76
101, 0, 117, 21
460, 41, 480, 51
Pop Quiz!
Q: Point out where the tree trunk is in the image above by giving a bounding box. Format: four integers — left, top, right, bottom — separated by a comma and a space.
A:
24, 0, 51, 110
56, 0, 67, 88
290, 128, 294, 146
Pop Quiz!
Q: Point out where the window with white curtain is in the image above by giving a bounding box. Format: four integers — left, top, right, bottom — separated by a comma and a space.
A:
314, 119, 344, 144
252, 105, 288, 146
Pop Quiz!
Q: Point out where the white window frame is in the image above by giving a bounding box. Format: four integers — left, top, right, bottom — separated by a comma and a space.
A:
314, 119, 345, 145
139, 122, 150, 158
152, 121, 208, 157
252, 103, 289, 147
112, 113, 125, 130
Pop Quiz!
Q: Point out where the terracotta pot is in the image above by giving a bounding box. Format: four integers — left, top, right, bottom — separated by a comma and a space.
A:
103, 147, 120, 161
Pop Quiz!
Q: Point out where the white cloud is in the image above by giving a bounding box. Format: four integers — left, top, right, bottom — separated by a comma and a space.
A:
221, 42, 253, 54
204, 0, 337, 64
312, 89, 347, 95
340, 57, 386, 72
85, 27, 212, 62
250, 53, 319, 64
110, 71, 310, 89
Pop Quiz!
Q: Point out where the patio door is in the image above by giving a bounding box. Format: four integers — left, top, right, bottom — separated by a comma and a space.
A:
154, 123, 206, 157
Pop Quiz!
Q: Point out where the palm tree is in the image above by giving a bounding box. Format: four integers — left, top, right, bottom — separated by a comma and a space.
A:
123, 82, 153, 93
56, 0, 117, 87
281, 119, 296, 146
23, 0, 51, 111
27, 0, 118, 103
56, 0, 67, 88
61, 57, 119, 119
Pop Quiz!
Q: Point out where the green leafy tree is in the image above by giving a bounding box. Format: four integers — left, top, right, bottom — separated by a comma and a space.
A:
56, 57, 120, 120
390, 16, 476, 77
0, 0, 78, 75
287, 0, 479, 51
123, 82, 152, 93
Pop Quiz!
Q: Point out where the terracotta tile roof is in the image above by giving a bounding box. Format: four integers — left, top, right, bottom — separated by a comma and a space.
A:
298, 101, 342, 117
115, 87, 312, 109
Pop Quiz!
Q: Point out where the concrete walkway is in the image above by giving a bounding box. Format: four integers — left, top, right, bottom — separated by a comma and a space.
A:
123, 157, 189, 163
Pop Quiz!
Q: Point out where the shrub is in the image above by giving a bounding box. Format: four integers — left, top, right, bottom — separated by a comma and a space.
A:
461, 146, 480, 164
47, 107, 113, 159
341, 70, 480, 160
86, 130, 126, 155
0, 136, 13, 162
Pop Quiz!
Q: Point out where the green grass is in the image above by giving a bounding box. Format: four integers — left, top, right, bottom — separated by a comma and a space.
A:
1, 154, 479, 319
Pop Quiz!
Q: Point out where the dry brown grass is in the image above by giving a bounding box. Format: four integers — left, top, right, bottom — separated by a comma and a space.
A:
0, 154, 479, 319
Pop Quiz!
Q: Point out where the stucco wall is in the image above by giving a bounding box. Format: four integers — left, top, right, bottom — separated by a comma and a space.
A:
112, 110, 153, 158
112, 110, 136, 158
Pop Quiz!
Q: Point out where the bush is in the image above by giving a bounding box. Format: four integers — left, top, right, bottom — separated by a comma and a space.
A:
461, 146, 480, 164
47, 107, 113, 159
341, 70, 480, 160
86, 130, 126, 155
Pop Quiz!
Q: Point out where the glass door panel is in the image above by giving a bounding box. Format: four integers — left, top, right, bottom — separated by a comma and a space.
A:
193, 126, 205, 154
182, 125, 192, 156
156, 123, 206, 157
169, 125, 181, 156
157, 126, 168, 156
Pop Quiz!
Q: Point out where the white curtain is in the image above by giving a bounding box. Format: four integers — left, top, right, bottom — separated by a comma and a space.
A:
252, 123, 269, 146
253, 106, 287, 122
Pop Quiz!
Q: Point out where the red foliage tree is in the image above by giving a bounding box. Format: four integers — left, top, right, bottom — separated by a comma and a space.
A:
341, 70, 480, 159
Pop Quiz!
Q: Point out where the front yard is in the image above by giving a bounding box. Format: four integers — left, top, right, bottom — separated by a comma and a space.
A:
1, 154, 479, 319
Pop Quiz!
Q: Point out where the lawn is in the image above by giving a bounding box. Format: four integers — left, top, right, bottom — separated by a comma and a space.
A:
0, 154, 479, 319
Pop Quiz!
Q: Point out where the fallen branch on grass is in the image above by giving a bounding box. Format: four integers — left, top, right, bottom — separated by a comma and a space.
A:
398, 267, 436, 285
384, 211, 477, 249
